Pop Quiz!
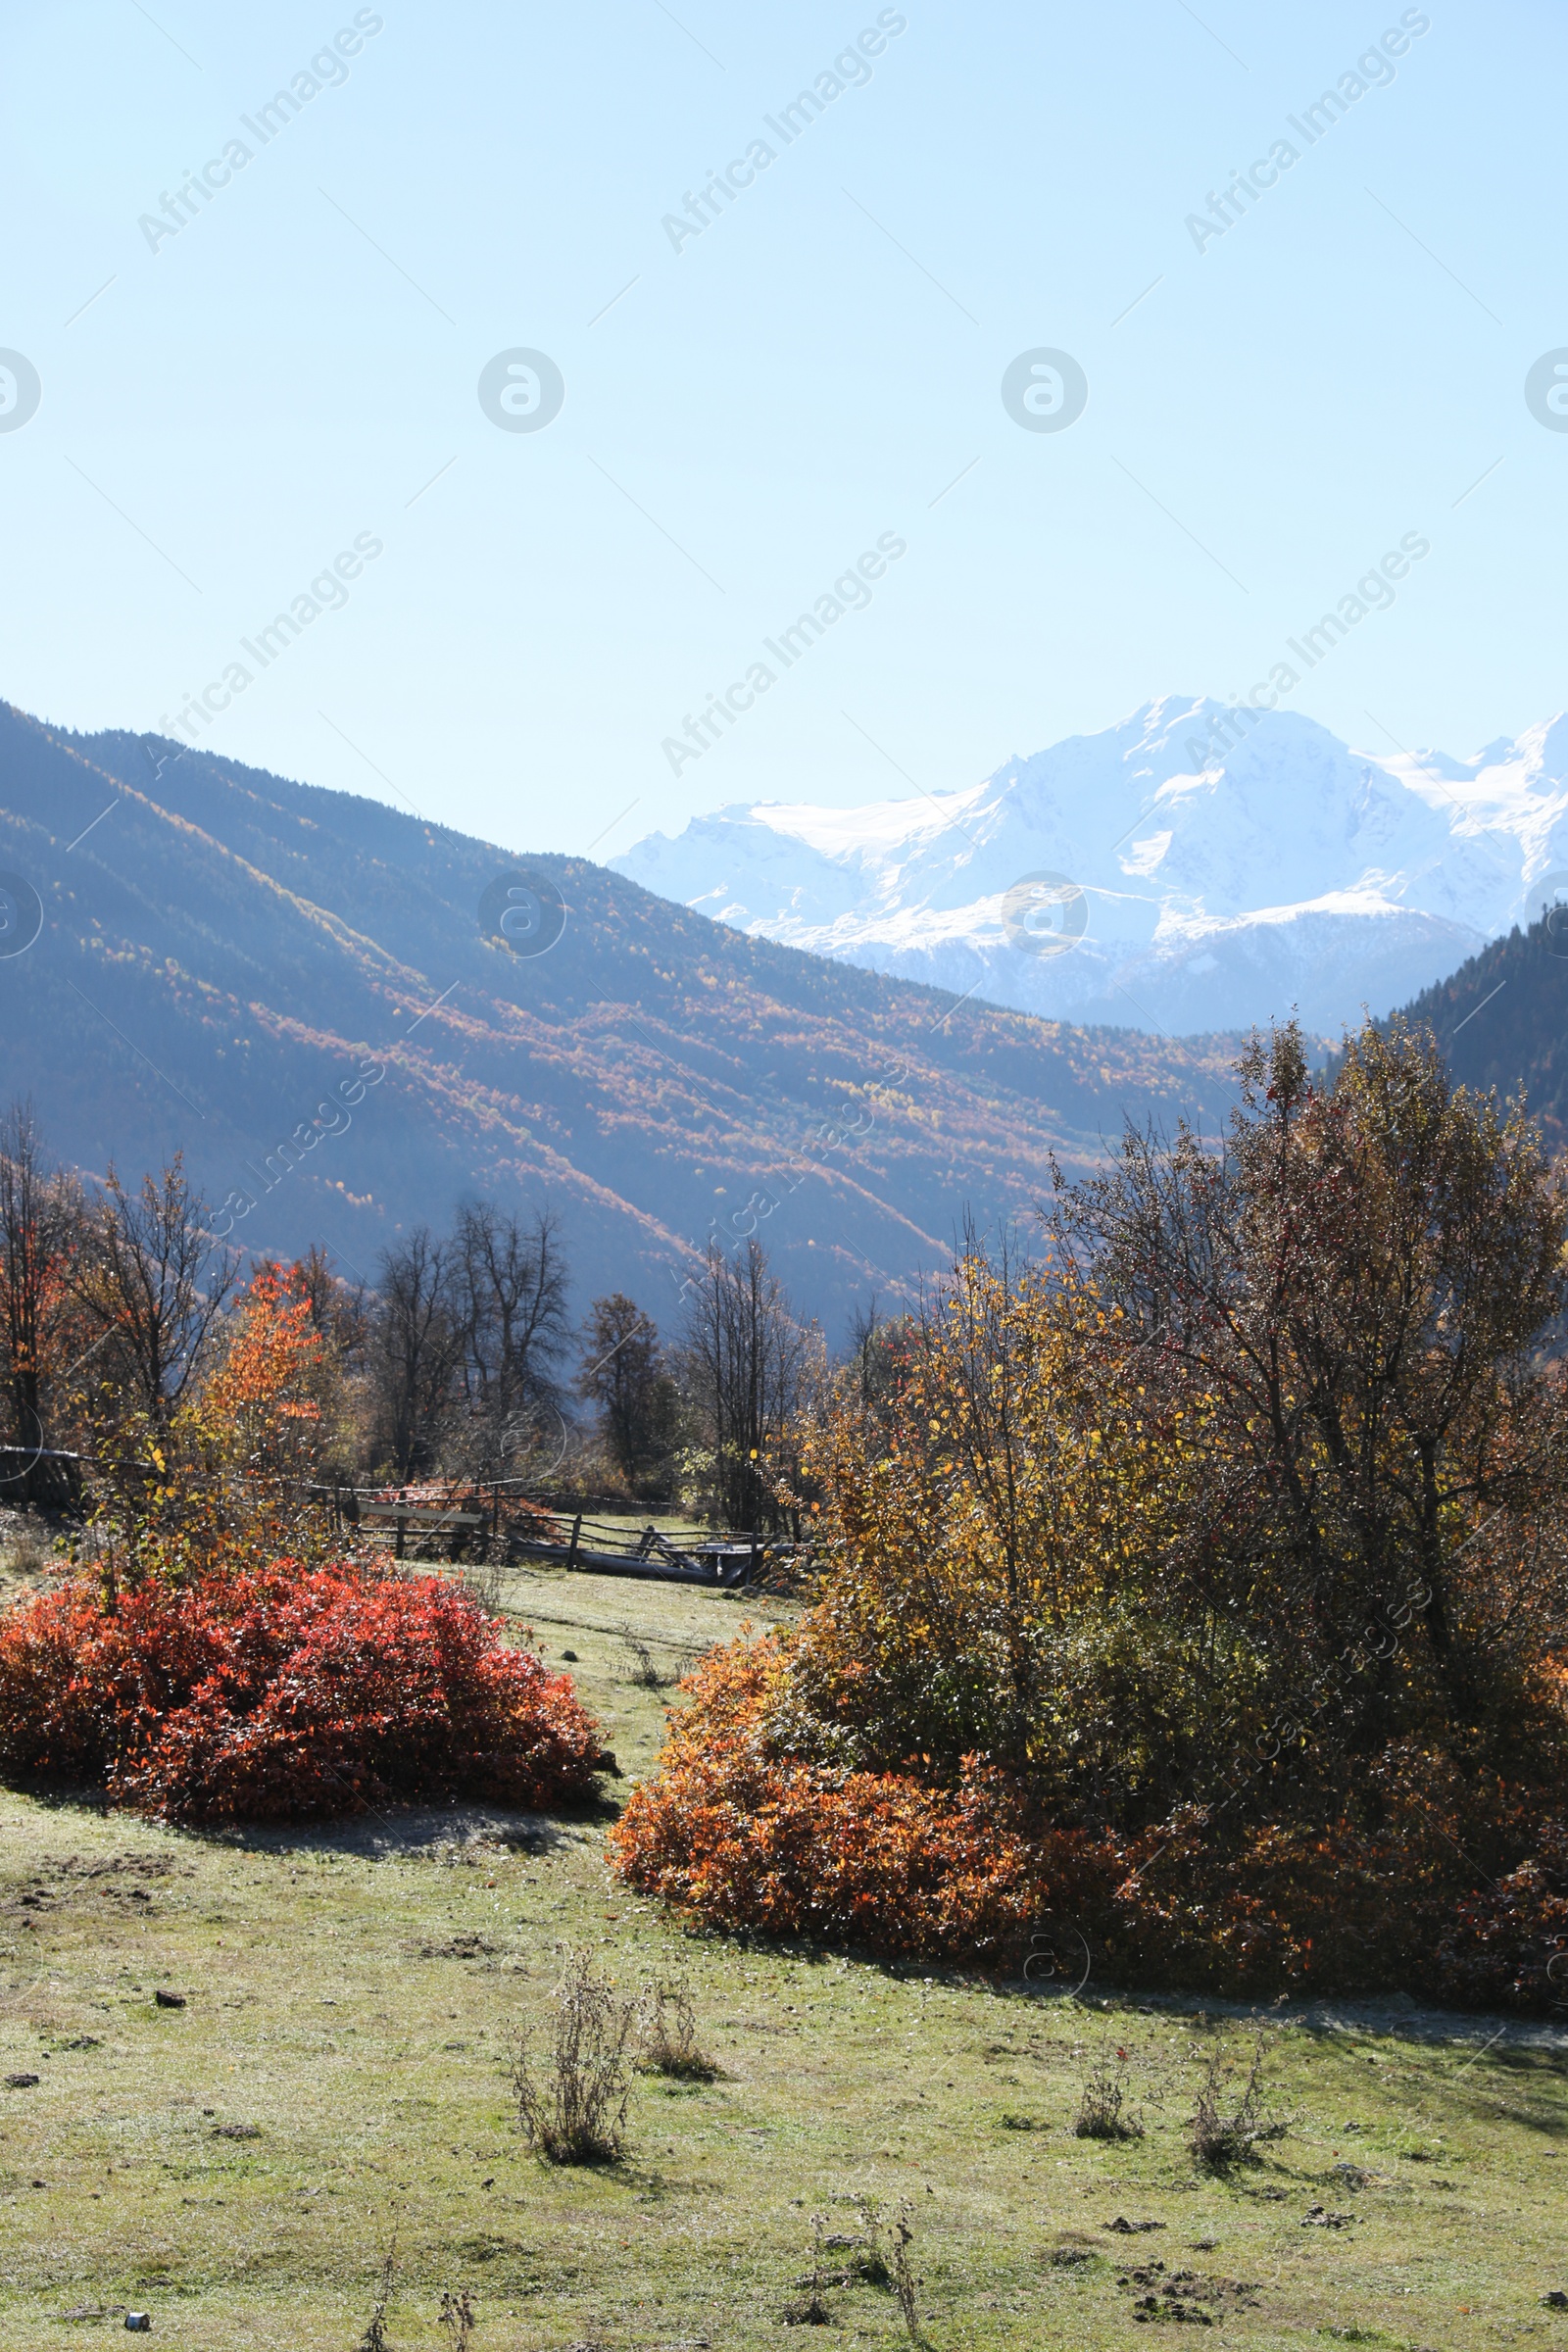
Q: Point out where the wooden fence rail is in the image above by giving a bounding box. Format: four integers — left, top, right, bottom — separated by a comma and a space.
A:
511, 1512, 764, 1588
0, 1459, 785, 1593
306, 1487, 775, 1588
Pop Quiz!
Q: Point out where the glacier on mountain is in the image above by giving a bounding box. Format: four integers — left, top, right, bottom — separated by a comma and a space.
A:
611, 696, 1568, 1036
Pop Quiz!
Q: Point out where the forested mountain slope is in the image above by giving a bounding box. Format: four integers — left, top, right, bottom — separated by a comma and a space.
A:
0, 701, 1241, 1330
1396, 906, 1568, 1151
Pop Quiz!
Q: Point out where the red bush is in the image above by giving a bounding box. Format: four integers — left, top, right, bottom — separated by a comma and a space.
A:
611, 1638, 1568, 2012
0, 1562, 610, 1825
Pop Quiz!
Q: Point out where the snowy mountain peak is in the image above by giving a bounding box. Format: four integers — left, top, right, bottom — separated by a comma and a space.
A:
612, 699, 1568, 1036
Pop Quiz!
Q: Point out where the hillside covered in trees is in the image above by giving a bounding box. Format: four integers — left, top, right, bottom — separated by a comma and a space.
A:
0, 700, 1242, 1333
1396, 903, 1568, 1147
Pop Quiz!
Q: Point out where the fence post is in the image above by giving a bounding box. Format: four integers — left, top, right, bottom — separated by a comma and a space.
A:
395, 1510, 406, 1562
748, 1537, 760, 1588
566, 1511, 582, 1570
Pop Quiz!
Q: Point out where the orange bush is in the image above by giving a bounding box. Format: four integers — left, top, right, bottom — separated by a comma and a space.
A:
0, 1561, 610, 1825
611, 1638, 1568, 2011
610, 1638, 1086, 1958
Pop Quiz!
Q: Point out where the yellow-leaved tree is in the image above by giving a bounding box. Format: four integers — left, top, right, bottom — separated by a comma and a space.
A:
613, 1020, 1568, 2005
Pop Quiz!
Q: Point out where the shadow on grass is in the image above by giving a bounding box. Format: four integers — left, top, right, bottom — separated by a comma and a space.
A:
207, 1798, 613, 1862
0, 1776, 618, 1862
0, 1779, 113, 1820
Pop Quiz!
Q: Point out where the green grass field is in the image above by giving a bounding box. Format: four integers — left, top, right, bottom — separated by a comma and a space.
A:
1, 1554, 1565, 2351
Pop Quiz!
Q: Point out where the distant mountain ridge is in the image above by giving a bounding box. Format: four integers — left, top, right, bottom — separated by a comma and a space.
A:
0, 700, 1243, 1334
613, 695, 1568, 1035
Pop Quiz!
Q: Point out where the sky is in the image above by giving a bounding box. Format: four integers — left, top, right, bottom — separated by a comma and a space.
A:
2, 0, 1565, 865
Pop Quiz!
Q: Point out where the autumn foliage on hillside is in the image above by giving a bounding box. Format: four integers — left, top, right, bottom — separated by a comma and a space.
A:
0, 1561, 609, 1825
613, 1019, 1568, 2009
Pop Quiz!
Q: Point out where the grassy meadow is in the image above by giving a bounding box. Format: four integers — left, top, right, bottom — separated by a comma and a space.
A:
0, 1550, 1565, 2351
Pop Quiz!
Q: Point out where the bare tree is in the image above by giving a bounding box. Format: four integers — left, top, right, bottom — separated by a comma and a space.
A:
291, 1242, 368, 1364
368, 1226, 462, 1481
842, 1292, 909, 1428
678, 1237, 818, 1529
450, 1200, 570, 1476
73, 1155, 237, 1442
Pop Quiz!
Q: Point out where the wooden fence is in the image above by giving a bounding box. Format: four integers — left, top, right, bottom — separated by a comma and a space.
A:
510, 1511, 764, 1589
0, 1455, 785, 1593
0, 1445, 157, 1509
318, 1487, 772, 1589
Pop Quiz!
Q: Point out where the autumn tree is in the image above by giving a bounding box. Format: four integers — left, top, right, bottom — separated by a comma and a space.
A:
196, 1262, 337, 1484
1056, 1016, 1568, 1771
783, 1018, 1568, 1829
0, 1102, 83, 1498
787, 1230, 1179, 1789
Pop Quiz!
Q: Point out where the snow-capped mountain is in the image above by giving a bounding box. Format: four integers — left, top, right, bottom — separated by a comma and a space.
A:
611, 697, 1568, 1036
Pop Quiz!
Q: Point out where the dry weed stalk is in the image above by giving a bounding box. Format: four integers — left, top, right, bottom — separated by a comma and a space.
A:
638, 1977, 719, 2081
850, 2192, 891, 2285
462, 1557, 505, 1614
625, 1636, 665, 1689
358, 2239, 397, 2352
890, 2200, 923, 2342
782, 2210, 834, 2326
437, 2289, 475, 2351
511, 1947, 635, 2164
1074, 2047, 1145, 2141
1187, 2037, 1291, 2171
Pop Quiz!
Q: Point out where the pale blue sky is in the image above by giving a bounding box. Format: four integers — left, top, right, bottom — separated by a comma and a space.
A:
2, 0, 1563, 859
